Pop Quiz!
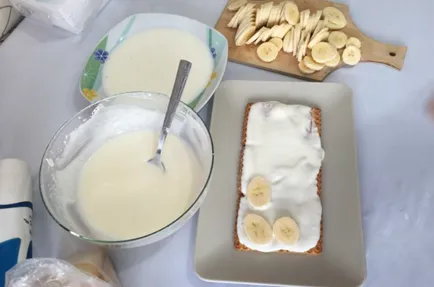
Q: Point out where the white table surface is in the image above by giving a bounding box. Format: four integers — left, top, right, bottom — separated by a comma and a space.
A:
1, 0, 434, 286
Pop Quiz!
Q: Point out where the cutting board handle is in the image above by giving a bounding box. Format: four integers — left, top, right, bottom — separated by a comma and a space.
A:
361, 37, 407, 70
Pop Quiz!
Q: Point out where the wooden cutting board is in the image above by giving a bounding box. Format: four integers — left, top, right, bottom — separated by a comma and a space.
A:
215, 0, 408, 81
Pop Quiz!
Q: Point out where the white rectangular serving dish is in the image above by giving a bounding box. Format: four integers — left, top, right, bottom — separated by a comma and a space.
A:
194, 80, 366, 287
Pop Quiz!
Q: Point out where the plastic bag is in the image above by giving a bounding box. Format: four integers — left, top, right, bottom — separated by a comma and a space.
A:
9, 0, 110, 34
5, 258, 113, 287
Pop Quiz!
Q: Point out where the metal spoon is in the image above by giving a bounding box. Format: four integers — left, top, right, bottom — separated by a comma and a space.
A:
147, 59, 192, 172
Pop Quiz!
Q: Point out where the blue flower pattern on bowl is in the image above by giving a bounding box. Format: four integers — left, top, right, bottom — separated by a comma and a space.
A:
94, 49, 109, 63
210, 47, 216, 59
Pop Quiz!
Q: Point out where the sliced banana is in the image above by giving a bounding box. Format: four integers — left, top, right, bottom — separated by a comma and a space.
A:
246, 175, 272, 208
311, 42, 338, 64
283, 1, 299, 25
227, 7, 243, 28
342, 45, 361, 65
324, 52, 341, 67
282, 27, 293, 53
243, 214, 273, 245
304, 55, 324, 71
257, 42, 279, 62
324, 16, 346, 30
310, 10, 322, 33
260, 27, 273, 42
254, 27, 270, 44
312, 20, 324, 38
298, 61, 315, 74
267, 4, 279, 28
235, 25, 256, 46
273, 216, 300, 245
258, 2, 273, 27
328, 31, 348, 49
323, 6, 347, 28
297, 31, 310, 62
246, 26, 267, 45
292, 23, 301, 56
269, 37, 283, 51
227, 0, 247, 11
300, 9, 310, 29
273, 23, 292, 39
307, 28, 329, 49
346, 37, 362, 49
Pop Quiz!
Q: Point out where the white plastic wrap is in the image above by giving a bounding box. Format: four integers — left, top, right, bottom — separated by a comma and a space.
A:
9, 0, 110, 34
5, 258, 113, 287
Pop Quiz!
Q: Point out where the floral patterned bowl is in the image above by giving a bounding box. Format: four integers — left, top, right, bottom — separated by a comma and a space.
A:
79, 13, 228, 111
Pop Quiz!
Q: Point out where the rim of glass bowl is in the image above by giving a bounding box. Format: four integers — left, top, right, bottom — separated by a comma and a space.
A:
39, 92, 215, 245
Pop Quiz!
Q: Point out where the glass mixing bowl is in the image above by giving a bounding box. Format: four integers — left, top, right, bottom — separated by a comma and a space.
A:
39, 92, 214, 248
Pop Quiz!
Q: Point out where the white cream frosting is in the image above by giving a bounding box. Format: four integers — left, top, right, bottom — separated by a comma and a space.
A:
237, 102, 325, 253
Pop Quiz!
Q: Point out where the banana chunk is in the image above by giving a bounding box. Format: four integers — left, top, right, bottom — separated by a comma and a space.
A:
342, 45, 361, 65
227, 0, 247, 11
244, 213, 273, 245
328, 31, 348, 49
323, 6, 347, 29
273, 216, 300, 245
257, 41, 279, 62
311, 42, 338, 64
269, 37, 284, 51
346, 37, 362, 49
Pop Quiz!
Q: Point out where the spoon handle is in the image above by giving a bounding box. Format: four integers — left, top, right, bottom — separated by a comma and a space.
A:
155, 60, 192, 155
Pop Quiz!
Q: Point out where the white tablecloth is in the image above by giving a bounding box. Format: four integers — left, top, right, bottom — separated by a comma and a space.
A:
1, 0, 434, 286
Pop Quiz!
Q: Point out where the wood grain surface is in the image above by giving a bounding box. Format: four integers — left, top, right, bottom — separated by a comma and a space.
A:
215, 0, 408, 81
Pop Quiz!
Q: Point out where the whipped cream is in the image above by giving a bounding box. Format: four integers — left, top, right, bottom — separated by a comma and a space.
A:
237, 102, 325, 253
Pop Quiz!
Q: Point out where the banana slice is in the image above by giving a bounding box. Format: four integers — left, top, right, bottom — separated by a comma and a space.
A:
246, 27, 267, 45
324, 17, 346, 30
257, 42, 279, 62
292, 23, 301, 56
346, 37, 362, 49
270, 24, 282, 38
235, 25, 256, 46
273, 23, 292, 39
283, 1, 299, 25
267, 4, 279, 28
324, 52, 341, 67
260, 27, 274, 42
298, 61, 315, 74
254, 27, 270, 44
311, 42, 338, 64
300, 9, 310, 29
258, 2, 273, 27
269, 37, 283, 51
309, 10, 322, 33
312, 20, 324, 38
328, 31, 348, 49
282, 27, 293, 53
243, 214, 273, 245
227, 0, 247, 11
307, 28, 329, 49
304, 55, 324, 71
273, 216, 300, 245
246, 175, 272, 208
227, 7, 244, 28
297, 31, 310, 62
342, 45, 361, 65
323, 7, 347, 28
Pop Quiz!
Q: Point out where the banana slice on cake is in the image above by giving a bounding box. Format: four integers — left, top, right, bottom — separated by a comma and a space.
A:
328, 31, 348, 49
273, 216, 300, 245
311, 42, 338, 64
346, 37, 362, 49
342, 45, 361, 65
246, 175, 272, 208
244, 213, 273, 245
